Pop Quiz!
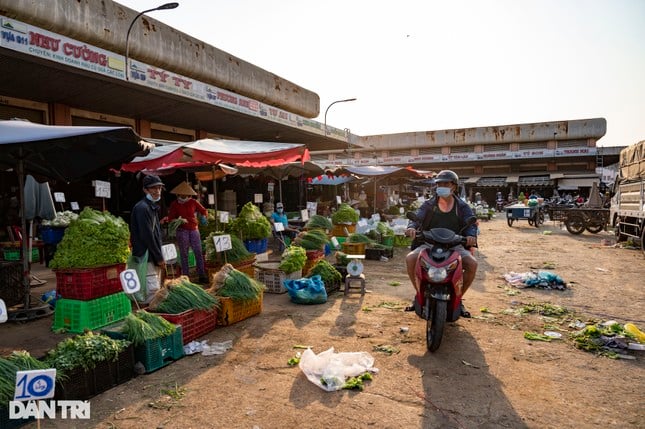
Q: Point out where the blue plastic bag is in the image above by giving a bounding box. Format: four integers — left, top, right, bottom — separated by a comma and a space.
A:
284, 275, 328, 305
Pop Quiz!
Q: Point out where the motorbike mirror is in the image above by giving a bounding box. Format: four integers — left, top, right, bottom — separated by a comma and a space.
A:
458, 216, 478, 234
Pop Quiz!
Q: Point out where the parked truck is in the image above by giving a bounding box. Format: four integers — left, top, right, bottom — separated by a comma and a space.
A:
611, 140, 645, 254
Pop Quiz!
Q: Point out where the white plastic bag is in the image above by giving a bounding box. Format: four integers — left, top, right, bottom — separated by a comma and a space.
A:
298, 347, 378, 392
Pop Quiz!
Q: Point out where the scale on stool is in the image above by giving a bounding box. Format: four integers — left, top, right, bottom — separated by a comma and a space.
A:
344, 254, 366, 295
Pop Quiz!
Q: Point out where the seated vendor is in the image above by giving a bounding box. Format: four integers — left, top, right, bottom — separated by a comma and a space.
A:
270, 202, 299, 250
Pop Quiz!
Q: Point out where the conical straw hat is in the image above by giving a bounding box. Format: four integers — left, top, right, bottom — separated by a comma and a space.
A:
170, 181, 197, 195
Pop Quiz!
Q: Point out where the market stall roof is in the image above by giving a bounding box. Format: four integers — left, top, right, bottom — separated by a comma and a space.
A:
308, 175, 355, 186
1, 120, 153, 182
235, 161, 324, 180
121, 138, 309, 172
0, 119, 153, 316
332, 165, 421, 178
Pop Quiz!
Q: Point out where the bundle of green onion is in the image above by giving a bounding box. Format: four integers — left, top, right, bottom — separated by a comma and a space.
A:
211, 264, 265, 302
121, 311, 177, 346
0, 351, 58, 402
152, 278, 220, 314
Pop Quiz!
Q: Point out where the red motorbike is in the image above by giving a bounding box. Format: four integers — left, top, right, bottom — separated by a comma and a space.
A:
408, 213, 477, 352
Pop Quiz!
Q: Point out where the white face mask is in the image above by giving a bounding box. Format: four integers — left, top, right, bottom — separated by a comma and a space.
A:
146, 194, 161, 203
436, 187, 452, 198
177, 196, 189, 203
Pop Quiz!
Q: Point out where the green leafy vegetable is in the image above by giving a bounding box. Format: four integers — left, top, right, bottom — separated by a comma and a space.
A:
50, 207, 130, 269
331, 203, 359, 224
524, 332, 552, 342
229, 202, 272, 240
279, 245, 307, 274
306, 259, 342, 284
44, 332, 130, 375
305, 215, 332, 230
204, 232, 252, 264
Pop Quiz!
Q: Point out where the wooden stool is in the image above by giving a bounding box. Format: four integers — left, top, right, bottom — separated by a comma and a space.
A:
344, 273, 366, 295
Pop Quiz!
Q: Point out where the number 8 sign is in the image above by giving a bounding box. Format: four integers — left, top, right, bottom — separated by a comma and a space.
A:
120, 269, 141, 294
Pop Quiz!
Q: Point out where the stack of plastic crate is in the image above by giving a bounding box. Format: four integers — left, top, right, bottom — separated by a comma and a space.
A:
52, 264, 132, 333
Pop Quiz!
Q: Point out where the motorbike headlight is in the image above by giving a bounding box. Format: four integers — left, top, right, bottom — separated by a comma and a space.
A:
446, 260, 459, 272
427, 266, 448, 282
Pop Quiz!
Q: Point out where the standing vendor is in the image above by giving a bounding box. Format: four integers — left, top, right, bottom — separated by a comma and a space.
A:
166, 181, 209, 283
130, 174, 165, 304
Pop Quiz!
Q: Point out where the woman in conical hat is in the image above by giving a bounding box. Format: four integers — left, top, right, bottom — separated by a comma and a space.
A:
167, 181, 209, 283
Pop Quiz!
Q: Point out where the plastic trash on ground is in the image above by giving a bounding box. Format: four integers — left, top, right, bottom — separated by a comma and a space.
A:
298, 347, 378, 392
183, 339, 233, 356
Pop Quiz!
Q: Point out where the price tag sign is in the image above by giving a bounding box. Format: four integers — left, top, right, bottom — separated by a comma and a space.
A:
267, 182, 274, 192
357, 219, 368, 227
219, 211, 229, 223
213, 234, 232, 252
94, 180, 111, 198
0, 299, 7, 323
14, 369, 56, 400
254, 193, 263, 203
274, 222, 285, 232
120, 269, 141, 294
53, 192, 66, 203
161, 243, 178, 263
208, 194, 215, 205
336, 195, 342, 204
70, 201, 80, 211
300, 209, 309, 222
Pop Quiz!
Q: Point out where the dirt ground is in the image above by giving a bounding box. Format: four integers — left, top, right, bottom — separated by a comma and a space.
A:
3, 215, 644, 429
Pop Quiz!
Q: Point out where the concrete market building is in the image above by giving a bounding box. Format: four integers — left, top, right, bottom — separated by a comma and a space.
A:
0, 0, 622, 207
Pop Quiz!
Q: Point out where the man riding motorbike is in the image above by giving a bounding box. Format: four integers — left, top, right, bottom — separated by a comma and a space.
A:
404, 170, 478, 317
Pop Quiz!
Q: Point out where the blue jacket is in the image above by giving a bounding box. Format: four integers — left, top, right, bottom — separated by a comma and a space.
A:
130, 197, 164, 265
408, 195, 478, 238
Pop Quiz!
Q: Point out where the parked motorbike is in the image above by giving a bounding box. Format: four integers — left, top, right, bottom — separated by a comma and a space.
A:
495, 198, 505, 212
407, 212, 478, 352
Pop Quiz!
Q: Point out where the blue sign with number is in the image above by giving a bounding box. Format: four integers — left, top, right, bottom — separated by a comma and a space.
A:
15, 369, 56, 400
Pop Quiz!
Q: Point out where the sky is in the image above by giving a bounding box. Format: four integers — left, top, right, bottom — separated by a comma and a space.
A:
116, 0, 645, 147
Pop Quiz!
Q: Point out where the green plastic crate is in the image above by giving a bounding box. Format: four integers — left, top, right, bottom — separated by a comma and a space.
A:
103, 324, 184, 373
2, 248, 39, 262
53, 292, 132, 333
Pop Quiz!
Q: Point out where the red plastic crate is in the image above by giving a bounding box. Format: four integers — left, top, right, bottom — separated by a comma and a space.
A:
55, 264, 126, 300
155, 306, 218, 345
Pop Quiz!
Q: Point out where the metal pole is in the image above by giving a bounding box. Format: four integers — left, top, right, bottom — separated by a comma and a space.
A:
125, 3, 179, 81
17, 153, 30, 308
324, 98, 356, 136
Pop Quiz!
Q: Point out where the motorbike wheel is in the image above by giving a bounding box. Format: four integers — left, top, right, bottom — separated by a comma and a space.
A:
426, 299, 447, 353
507, 217, 514, 227
565, 215, 586, 235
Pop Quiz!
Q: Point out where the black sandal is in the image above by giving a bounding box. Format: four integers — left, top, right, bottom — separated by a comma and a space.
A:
460, 303, 471, 318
